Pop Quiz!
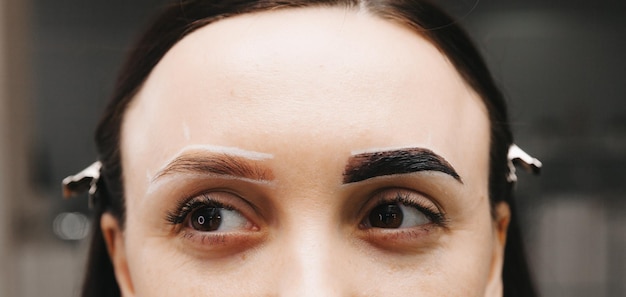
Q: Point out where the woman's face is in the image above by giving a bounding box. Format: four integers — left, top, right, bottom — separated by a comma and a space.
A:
104, 7, 509, 297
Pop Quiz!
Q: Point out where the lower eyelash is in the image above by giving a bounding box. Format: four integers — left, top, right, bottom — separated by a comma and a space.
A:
180, 231, 229, 245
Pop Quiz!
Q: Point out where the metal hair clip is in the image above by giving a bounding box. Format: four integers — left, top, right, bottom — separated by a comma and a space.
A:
506, 144, 542, 183
62, 161, 102, 208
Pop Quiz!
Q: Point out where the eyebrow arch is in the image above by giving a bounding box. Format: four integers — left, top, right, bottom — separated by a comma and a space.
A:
152, 152, 274, 183
343, 147, 462, 184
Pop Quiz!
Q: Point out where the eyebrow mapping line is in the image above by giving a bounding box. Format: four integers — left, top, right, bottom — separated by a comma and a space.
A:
343, 147, 462, 184
171, 144, 274, 161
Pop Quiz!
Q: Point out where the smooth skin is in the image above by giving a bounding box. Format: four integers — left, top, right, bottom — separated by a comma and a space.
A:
102, 7, 510, 297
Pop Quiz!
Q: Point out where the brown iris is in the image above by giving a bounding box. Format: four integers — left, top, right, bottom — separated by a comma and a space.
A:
191, 206, 223, 231
369, 203, 404, 228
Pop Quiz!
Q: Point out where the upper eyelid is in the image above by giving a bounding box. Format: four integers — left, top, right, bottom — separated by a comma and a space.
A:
360, 188, 442, 215
146, 171, 275, 198
344, 174, 457, 209
339, 171, 461, 198
153, 173, 271, 211
149, 174, 272, 209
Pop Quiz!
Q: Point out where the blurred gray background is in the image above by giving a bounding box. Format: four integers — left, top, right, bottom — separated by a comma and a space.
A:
0, 0, 624, 296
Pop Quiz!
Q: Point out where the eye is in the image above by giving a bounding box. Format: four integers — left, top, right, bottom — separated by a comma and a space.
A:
360, 191, 446, 230
165, 192, 263, 252
188, 204, 247, 232
357, 191, 447, 250
367, 202, 430, 229
166, 192, 256, 233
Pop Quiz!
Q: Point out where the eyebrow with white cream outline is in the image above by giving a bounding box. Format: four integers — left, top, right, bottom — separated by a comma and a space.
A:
145, 145, 275, 195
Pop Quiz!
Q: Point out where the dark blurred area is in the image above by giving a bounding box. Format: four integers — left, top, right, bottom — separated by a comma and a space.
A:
0, 0, 623, 296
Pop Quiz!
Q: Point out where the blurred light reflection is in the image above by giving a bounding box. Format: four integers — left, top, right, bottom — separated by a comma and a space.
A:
52, 212, 90, 241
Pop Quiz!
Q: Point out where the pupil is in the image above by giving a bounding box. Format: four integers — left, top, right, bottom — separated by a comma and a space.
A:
191, 207, 222, 231
369, 203, 403, 228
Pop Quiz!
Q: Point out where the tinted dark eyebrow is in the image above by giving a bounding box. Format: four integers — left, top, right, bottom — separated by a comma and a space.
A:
343, 148, 462, 184
152, 152, 274, 182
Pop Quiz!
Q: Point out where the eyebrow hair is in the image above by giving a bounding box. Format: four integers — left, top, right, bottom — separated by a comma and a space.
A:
343, 148, 462, 184
152, 152, 274, 183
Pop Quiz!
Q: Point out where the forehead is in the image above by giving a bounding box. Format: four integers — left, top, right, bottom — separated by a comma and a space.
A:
122, 7, 489, 181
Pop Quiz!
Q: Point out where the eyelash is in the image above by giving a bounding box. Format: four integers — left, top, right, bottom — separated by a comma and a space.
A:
165, 193, 235, 226
376, 192, 447, 227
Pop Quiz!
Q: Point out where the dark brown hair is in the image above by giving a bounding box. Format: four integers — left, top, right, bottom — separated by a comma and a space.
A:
85, 1, 536, 296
